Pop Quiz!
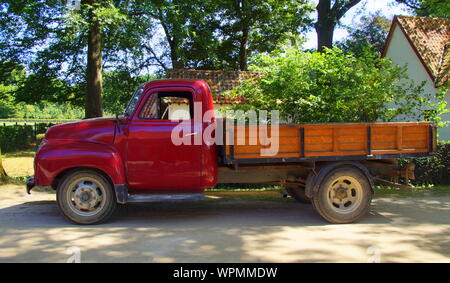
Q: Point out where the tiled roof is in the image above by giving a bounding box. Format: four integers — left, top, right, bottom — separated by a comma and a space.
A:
166, 69, 260, 104
393, 16, 450, 87
438, 43, 450, 86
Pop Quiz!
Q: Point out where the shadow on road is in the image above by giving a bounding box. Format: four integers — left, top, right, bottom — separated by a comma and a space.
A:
0, 194, 449, 262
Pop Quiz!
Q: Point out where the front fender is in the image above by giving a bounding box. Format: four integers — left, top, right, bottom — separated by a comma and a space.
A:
34, 140, 126, 187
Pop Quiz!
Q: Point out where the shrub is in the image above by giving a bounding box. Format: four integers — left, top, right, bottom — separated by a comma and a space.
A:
0, 125, 34, 152
0, 122, 57, 153
406, 141, 450, 186
12, 102, 85, 119
228, 47, 446, 125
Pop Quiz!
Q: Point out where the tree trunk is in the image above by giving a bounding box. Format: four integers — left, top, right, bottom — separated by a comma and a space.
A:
170, 42, 185, 69
85, 0, 103, 118
0, 148, 7, 183
315, 22, 335, 52
239, 24, 249, 71
159, 13, 185, 70
315, 0, 362, 52
315, 0, 334, 52
238, 0, 249, 71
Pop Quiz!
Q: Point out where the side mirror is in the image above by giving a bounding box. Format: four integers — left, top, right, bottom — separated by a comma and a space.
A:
123, 113, 130, 123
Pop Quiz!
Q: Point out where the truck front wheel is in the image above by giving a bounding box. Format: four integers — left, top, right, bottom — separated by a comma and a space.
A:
312, 166, 372, 224
57, 170, 117, 225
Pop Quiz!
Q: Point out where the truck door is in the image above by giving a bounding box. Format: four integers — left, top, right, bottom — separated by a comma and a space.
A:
126, 88, 202, 191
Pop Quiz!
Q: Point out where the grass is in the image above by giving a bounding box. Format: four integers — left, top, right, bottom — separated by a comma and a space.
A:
2, 150, 34, 178
3, 150, 35, 158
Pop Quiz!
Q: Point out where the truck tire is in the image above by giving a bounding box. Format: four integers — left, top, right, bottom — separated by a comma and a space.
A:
312, 166, 372, 224
285, 187, 311, 203
57, 170, 117, 225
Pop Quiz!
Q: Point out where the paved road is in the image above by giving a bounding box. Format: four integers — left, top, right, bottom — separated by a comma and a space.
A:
0, 185, 449, 263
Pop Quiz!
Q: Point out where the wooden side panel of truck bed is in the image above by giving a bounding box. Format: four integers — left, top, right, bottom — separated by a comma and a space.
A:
223, 122, 436, 164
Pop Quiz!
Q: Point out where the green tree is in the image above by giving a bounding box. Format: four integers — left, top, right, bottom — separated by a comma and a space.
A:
336, 11, 391, 56
0, 0, 150, 118
395, 0, 450, 18
0, 63, 25, 118
229, 47, 446, 125
103, 71, 151, 114
212, 0, 313, 70
146, 0, 313, 71
315, 0, 363, 52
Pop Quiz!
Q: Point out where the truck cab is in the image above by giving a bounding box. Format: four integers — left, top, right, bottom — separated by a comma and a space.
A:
29, 80, 218, 224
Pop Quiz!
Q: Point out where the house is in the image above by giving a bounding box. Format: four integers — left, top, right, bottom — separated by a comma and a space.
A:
382, 16, 450, 140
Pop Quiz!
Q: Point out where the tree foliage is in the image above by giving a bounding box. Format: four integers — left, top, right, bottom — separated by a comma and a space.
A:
145, 0, 313, 71
103, 71, 151, 114
0, 0, 315, 118
396, 0, 450, 18
210, 0, 313, 70
228, 47, 446, 125
337, 11, 391, 56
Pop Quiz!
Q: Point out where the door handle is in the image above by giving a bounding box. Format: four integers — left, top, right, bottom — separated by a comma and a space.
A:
185, 132, 198, 137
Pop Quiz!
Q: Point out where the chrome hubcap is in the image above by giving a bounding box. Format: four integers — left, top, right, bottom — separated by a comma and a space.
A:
67, 179, 106, 217
327, 176, 363, 214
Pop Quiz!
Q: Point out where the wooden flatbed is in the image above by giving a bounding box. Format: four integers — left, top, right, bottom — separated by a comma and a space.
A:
222, 122, 436, 165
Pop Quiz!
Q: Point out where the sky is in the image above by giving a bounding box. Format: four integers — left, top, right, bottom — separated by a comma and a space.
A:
303, 0, 413, 49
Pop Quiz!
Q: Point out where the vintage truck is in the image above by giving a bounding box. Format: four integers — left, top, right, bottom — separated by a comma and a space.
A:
27, 79, 436, 225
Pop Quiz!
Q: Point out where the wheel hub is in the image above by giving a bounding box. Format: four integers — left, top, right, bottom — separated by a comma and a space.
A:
72, 182, 102, 211
333, 186, 348, 201
327, 176, 363, 213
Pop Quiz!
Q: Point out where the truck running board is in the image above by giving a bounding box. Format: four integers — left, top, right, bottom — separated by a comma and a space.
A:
127, 193, 205, 203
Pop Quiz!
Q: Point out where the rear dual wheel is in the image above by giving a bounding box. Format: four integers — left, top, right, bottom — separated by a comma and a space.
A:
312, 167, 373, 224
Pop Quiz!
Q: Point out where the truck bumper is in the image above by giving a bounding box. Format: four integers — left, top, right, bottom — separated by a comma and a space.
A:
26, 176, 35, 195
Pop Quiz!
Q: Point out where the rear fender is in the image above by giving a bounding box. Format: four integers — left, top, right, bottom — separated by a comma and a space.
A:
305, 161, 375, 199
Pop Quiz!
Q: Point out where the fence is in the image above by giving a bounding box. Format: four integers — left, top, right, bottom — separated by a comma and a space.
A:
0, 119, 76, 153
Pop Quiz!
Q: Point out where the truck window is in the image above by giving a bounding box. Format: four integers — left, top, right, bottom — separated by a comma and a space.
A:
124, 87, 144, 116
139, 91, 193, 120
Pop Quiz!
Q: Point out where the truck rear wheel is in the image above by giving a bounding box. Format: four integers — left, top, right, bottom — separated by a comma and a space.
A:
57, 170, 117, 225
285, 187, 311, 203
312, 166, 372, 224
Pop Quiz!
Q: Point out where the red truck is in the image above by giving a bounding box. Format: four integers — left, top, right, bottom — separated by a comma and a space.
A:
27, 79, 436, 225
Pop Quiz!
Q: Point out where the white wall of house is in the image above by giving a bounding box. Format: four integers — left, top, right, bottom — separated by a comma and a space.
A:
385, 24, 450, 140
444, 89, 450, 140
168, 103, 232, 120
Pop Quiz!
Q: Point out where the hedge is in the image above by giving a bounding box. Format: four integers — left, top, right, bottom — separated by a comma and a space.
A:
405, 141, 450, 186
0, 123, 56, 153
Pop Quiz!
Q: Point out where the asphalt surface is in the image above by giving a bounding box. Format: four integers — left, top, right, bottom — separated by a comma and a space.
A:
0, 185, 449, 263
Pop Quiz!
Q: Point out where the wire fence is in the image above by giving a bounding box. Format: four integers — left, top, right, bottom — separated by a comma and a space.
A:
0, 119, 76, 125
0, 119, 76, 153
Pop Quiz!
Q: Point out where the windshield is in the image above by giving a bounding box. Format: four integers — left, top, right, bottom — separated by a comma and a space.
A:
124, 87, 144, 116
